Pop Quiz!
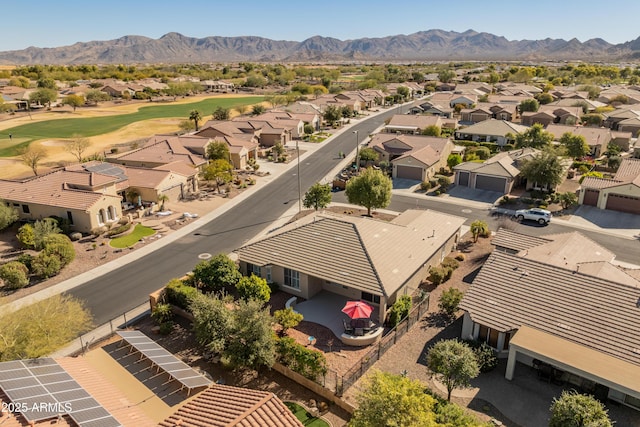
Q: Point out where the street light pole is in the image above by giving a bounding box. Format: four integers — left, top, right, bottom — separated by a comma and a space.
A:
353, 130, 359, 171
296, 139, 302, 212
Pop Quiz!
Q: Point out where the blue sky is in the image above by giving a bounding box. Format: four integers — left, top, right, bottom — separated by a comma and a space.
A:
2, 0, 640, 51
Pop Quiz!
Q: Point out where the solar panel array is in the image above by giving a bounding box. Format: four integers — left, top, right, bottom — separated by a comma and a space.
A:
117, 330, 211, 394
83, 162, 128, 183
0, 358, 122, 427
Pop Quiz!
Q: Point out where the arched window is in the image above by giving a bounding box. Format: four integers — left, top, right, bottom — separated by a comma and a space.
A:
97, 209, 105, 225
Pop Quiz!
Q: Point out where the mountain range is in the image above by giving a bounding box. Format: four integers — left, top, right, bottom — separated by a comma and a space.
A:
1, 29, 640, 64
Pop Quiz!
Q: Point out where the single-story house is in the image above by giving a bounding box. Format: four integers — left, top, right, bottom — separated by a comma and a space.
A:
455, 119, 528, 146
579, 158, 640, 214
460, 228, 640, 410
520, 106, 582, 127
237, 209, 465, 325
200, 79, 235, 92
0, 168, 123, 233
368, 133, 454, 181
109, 136, 207, 171
546, 124, 632, 156
410, 101, 453, 118
453, 148, 539, 194
383, 114, 443, 134
603, 108, 640, 136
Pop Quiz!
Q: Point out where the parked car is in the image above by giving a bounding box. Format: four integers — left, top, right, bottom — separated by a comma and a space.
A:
515, 208, 552, 225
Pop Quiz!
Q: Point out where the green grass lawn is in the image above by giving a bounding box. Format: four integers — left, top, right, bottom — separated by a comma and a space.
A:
284, 402, 329, 427
0, 96, 263, 157
109, 224, 156, 248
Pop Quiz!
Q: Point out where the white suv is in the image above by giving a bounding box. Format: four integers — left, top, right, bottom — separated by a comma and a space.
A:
515, 208, 552, 225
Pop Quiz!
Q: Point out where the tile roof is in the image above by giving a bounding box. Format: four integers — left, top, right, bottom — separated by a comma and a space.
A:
580, 158, 640, 189
159, 385, 302, 427
386, 114, 441, 129
456, 119, 528, 137
459, 250, 640, 366
238, 209, 465, 297
114, 140, 206, 167
491, 228, 552, 252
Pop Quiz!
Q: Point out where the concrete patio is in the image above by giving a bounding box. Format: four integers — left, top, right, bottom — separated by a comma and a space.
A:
294, 291, 380, 340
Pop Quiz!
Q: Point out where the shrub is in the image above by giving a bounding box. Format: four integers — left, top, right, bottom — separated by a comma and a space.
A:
420, 181, 432, 191
577, 165, 590, 174
236, 274, 271, 302
463, 340, 498, 373
17, 223, 35, 249
439, 288, 464, 317
429, 178, 438, 187
428, 266, 447, 286
0, 261, 30, 290
454, 253, 465, 262
275, 337, 328, 380
303, 124, 315, 135
159, 321, 174, 335
69, 232, 82, 241
31, 252, 62, 279
274, 307, 303, 335
152, 303, 173, 325
48, 216, 71, 235
33, 219, 62, 250
191, 253, 242, 293
470, 146, 490, 160
441, 256, 459, 270
387, 295, 413, 327
105, 222, 132, 237
437, 175, 451, 188
17, 253, 33, 271
42, 234, 75, 267
165, 279, 200, 309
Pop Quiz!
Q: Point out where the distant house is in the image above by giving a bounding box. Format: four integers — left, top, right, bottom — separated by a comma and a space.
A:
201, 80, 234, 92
579, 157, 640, 214
237, 209, 464, 325
109, 135, 208, 170
383, 114, 443, 134
368, 133, 454, 181
454, 119, 528, 146
520, 105, 582, 127
409, 101, 453, 118
546, 124, 632, 156
101, 83, 143, 98
460, 228, 640, 410
453, 148, 539, 194
0, 169, 123, 233
460, 103, 516, 124
603, 108, 640, 136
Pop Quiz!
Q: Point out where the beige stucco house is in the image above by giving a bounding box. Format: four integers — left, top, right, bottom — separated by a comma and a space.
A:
460, 228, 640, 410
579, 158, 640, 214
237, 210, 465, 325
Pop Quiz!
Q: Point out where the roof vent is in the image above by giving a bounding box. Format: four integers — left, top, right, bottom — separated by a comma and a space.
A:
557, 322, 571, 330
636, 297, 640, 308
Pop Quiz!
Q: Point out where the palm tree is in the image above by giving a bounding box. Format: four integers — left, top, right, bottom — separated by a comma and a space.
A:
189, 110, 202, 131
470, 220, 489, 243
157, 194, 169, 211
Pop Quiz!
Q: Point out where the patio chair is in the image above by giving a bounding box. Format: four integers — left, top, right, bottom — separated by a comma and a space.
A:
343, 319, 354, 334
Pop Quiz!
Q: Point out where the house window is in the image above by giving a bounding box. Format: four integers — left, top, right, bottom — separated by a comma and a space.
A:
97, 209, 105, 225
247, 263, 261, 277
265, 266, 272, 282
284, 268, 300, 289
21, 205, 30, 214
67, 211, 74, 225
106, 206, 113, 221
361, 292, 381, 304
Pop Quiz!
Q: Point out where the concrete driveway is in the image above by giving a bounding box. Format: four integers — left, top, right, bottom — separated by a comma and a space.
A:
567, 205, 640, 239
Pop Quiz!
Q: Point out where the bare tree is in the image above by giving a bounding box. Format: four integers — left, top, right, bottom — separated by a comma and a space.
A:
65, 136, 91, 162
19, 145, 47, 176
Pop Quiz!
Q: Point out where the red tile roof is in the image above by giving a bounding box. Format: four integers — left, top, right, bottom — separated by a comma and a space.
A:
159, 385, 302, 427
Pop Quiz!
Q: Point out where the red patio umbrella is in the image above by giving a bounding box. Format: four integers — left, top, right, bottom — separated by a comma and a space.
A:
341, 300, 373, 319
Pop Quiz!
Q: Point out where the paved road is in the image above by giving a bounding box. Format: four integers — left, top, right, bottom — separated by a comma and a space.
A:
66, 111, 396, 325
335, 192, 639, 264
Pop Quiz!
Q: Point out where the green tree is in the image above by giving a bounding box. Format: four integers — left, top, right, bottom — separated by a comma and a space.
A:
29, 88, 57, 107
303, 123, 315, 135
61, 94, 84, 111
470, 220, 489, 243
37, 77, 57, 89
536, 93, 554, 105
19, 145, 47, 176
212, 106, 230, 121
189, 109, 202, 131
0, 294, 92, 361
17, 223, 35, 248
236, 274, 271, 302
426, 339, 479, 401
581, 113, 603, 127
439, 288, 464, 317
515, 123, 553, 149
274, 307, 303, 336
519, 98, 540, 113
251, 104, 266, 115
65, 136, 91, 162
157, 194, 169, 211
303, 182, 332, 211
0, 201, 18, 231
438, 69, 456, 83
345, 168, 392, 216
349, 371, 438, 427
558, 192, 578, 209
396, 86, 410, 100
549, 390, 612, 427
387, 295, 412, 327
224, 298, 276, 369
323, 105, 342, 126
520, 150, 565, 190
0, 261, 29, 290
206, 141, 230, 161
189, 292, 233, 354
579, 171, 604, 184
358, 147, 379, 163
201, 159, 233, 193
191, 253, 242, 293
422, 125, 442, 137
447, 154, 463, 170
85, 89, 111, 105
559, 133, 590, 158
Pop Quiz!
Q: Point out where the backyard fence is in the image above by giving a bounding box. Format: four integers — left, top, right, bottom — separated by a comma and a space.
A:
336, 293, 430, 395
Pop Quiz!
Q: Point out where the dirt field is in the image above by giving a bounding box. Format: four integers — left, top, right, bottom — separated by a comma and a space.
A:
0, 94, 269, 179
